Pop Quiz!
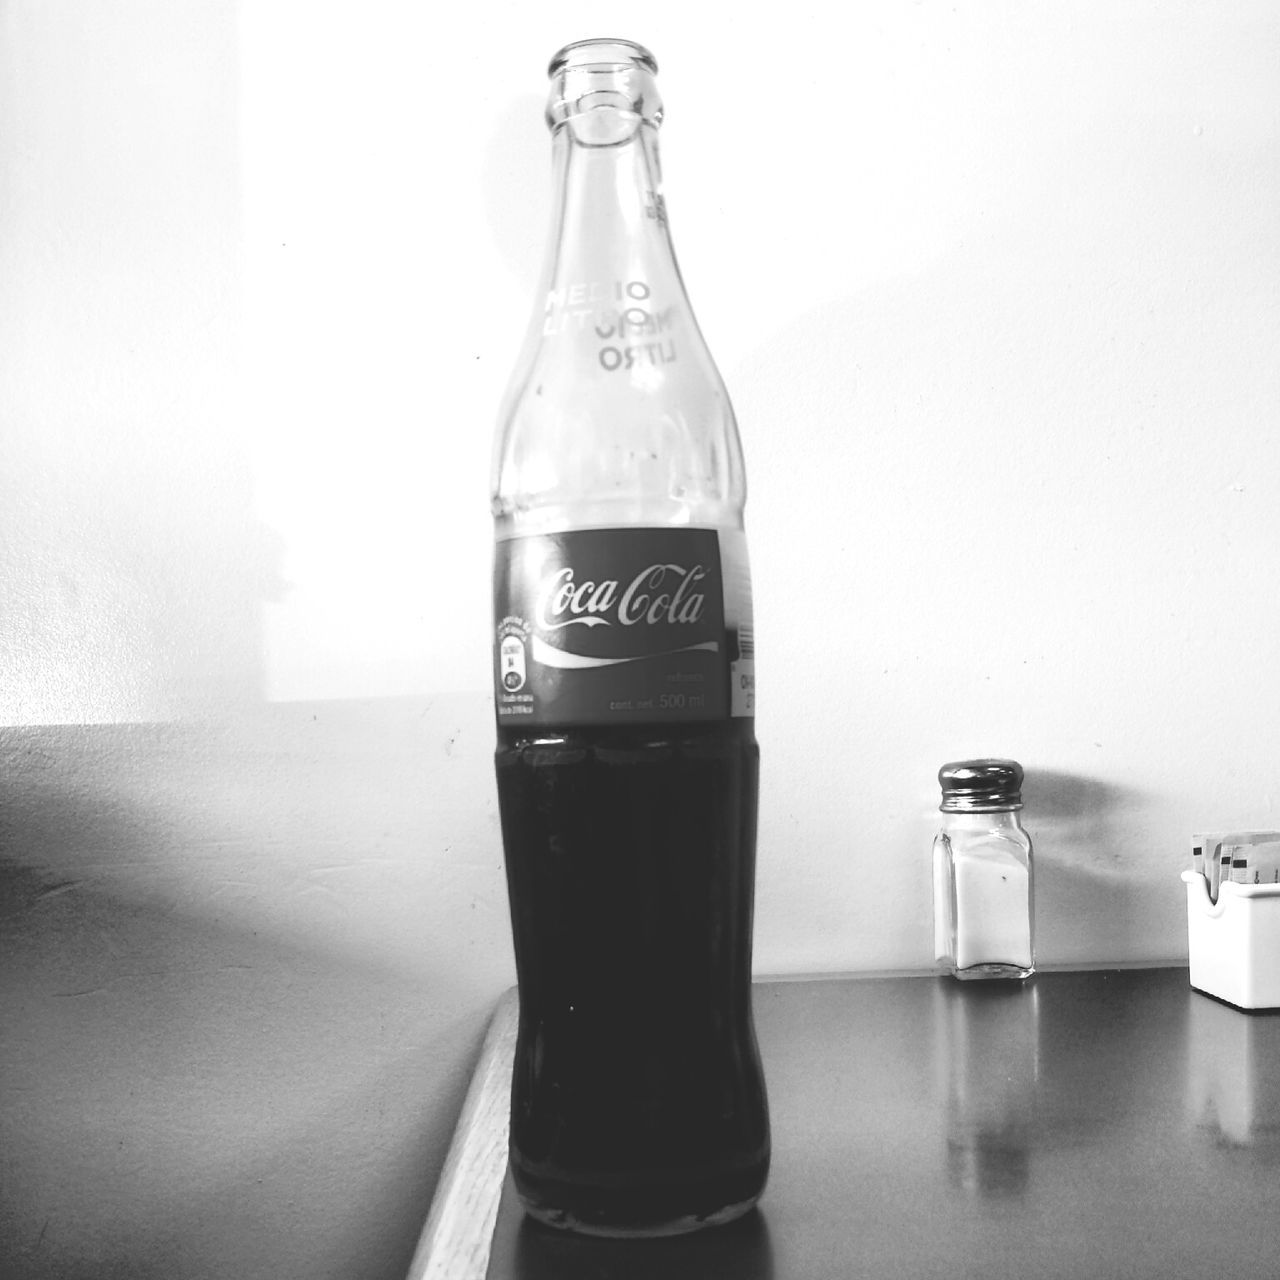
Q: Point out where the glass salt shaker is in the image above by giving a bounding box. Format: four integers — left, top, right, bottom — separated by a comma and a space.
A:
933, 759, 1035, 980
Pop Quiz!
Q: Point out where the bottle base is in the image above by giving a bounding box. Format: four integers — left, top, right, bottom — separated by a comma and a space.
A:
511, 1151, 769, 1240
519, 1191, 763, 1239
948, 962, 1035, 981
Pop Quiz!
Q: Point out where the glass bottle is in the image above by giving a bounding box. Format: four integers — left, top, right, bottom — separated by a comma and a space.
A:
490, 39, 768, 1237
933, 759, 1035, 980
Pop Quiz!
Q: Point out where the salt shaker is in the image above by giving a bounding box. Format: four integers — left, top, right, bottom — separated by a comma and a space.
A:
933, 759, 1035, 980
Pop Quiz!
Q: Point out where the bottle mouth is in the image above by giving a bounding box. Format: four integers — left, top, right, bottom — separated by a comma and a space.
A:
546, 37, 663, 139
548, 38, 658, 77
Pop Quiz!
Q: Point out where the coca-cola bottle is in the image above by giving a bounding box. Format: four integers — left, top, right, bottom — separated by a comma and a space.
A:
491, 38, 770, 1236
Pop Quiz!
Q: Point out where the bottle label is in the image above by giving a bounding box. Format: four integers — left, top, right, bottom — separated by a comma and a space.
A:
493, 527, 745, 726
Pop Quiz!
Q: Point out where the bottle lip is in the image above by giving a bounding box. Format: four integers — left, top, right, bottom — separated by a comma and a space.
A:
545, 38, 663, 139
548, 38, 658, 78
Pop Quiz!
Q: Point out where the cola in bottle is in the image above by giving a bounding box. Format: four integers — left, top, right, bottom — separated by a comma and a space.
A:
490, 38, 769, 1237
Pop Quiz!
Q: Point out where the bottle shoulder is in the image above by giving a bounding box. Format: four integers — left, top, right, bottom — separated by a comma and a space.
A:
493, 103, 747, 522
491, 368, 747, 522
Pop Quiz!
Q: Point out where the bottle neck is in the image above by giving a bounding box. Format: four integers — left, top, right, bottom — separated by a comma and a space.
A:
540, 115, 683, 338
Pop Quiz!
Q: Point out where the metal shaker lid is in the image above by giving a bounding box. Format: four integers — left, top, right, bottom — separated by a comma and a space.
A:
938, 759, 1024, 812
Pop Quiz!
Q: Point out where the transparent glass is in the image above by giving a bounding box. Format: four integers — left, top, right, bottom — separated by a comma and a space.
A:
933, 811, 1036, 980
491, 38, 746, 543
490, 39, 768, 1238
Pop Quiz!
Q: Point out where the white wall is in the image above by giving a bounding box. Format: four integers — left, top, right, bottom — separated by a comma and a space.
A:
2, 3, 1277, 1277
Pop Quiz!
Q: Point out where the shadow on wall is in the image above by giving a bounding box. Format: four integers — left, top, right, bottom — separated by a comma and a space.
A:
1027, 770, 1167, 966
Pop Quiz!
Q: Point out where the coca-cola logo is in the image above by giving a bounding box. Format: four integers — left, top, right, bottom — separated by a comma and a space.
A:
536, 563, 708, 632
495, 529, 729, 713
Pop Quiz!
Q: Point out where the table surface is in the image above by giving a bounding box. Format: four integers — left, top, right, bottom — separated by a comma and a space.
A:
409, 968, 1280, 1280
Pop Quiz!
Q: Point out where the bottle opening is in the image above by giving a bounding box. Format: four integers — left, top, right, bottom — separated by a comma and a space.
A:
548, 38, 658, 77
546, 37, 663, 140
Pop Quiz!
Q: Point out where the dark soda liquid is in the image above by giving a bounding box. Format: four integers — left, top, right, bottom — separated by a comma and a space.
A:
495, 715, 770, 1236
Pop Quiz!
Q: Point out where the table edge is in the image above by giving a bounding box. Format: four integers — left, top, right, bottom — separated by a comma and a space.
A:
404, 987, 518, 1280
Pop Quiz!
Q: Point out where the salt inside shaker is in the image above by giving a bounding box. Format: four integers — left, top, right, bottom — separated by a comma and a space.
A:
933, 759, 1035, 980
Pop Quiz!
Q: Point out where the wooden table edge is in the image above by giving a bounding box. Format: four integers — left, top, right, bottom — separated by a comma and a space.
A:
404, 987, 518, 1280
